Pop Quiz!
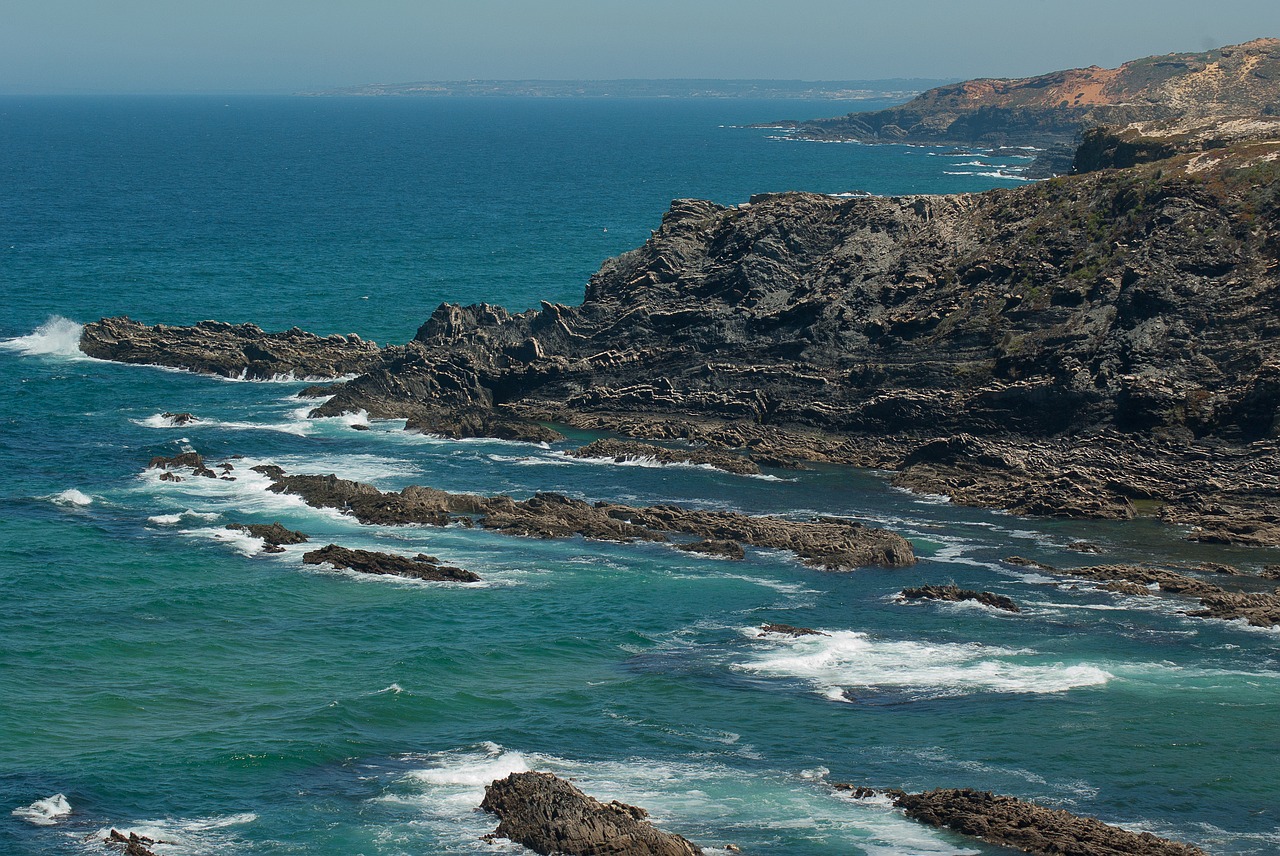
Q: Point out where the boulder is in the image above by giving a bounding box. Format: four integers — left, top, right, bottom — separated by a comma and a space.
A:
481, 771, 701, 856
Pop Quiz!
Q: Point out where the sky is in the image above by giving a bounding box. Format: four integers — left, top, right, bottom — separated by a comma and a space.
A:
1, 0, 1278, 94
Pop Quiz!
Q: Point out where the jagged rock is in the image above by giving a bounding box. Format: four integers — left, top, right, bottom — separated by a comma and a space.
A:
900, 584, 1020, 613
1004, 556, 1057, 571
80, 316, 382, 380
160, 411, 195, 425
148, 451, 217, 479
758, 623, 828, 637
480, 771, 702, 856
567, 439, 761, 475
404, 406, 562, 444
301, 544, 480, 582
105, 829, 163, 856
253, 467, 915, 570
674, 539, 746, 559
225, 522, 309, 554
893, 788, 1206, 856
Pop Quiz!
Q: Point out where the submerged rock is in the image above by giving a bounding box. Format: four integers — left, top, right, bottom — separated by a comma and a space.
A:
893, 788, 1206, 856
566, 438, 761, 476
758, 623, 828, 637
302, 544, 480, 582
900, 584, 1020, 613
481, 771, 702, 856
674, 539, 746, 559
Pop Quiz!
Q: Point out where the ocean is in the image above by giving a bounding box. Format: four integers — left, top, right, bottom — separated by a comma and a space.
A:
1, 95, 1277, 855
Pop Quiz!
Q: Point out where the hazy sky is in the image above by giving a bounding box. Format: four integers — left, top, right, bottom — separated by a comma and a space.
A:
2, 0, 1278, 94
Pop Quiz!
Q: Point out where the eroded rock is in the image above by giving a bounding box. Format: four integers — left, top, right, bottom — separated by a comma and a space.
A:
481, 771, 702, 856
301, 544, 480, 582
900, 584, 1020, 613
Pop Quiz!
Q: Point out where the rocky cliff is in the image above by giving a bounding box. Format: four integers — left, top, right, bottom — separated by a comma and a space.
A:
789, 38, 1280, 149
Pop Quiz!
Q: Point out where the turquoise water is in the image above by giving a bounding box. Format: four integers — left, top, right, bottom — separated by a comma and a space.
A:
2, 96, 1278, 855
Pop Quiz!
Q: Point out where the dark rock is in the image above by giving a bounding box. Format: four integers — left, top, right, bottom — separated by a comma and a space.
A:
158, 472, 183, 482
256, 466, 916, 571
105, 829, 164, 856
892, 788, 1206, 855
1056, 563, 1280, 627
758, 623, 828, 637
301, 544, 480, 583
80, 316, 382, 380
226, 522, 309, 553
160, 411, 195, 425
567, 439, 761, 476
480, 771, 702, 856
148, 451, 217, 479
900, 584, 1021, 613
674, 539, 746, 559
350, 423, 370, 431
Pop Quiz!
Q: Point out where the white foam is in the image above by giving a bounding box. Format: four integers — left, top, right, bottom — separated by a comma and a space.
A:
192, 526, 265, 557
406, 743, 531, 788
0, 316, 85, 357
92, 812, 257, 852
551, 451, 786, 480
12, 793, 71, 825
737, 627, 1112, 700
49, 489, 92, 507
146, 509, 221, 525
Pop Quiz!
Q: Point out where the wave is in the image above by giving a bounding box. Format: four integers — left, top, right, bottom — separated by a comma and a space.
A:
146, 509, 222, 525
943, 170, 1035, 182
0, 316, 85, 358
49, 489, 93, 507
548, 451, 790, 481
11, 794, 71, 826
736, 627, 1112, 701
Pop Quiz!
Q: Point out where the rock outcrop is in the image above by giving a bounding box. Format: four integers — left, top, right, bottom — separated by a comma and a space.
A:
1045, 562, 1280, 627
301, 544, 481, 582
253, 466, 916, 570
84, 42, 1280, 547
480, 771, 702, 856
225, 521, 309, 553
900, 584, 1020, 613
80, 316, 382, 380
892, 788, 1206, 856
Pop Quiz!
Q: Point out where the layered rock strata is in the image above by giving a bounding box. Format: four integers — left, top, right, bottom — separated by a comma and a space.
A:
565, 438, 763, 475
480, 771, 702, 856
250, 466, 916, 570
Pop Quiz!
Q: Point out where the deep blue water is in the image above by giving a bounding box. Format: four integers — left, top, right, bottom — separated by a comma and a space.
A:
2, 96, 1278, 856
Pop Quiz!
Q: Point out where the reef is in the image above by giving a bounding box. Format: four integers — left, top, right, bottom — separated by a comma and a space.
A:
248, 465, 915, 570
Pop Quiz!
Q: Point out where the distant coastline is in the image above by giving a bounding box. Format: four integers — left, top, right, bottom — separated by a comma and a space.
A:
299, 78, 954, 100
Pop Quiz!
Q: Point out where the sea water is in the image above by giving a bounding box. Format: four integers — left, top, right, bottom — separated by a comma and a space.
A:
1, 96, 1277, 855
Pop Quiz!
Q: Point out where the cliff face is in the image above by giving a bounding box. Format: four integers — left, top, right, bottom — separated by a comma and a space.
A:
313, 143, 1280, 447
791, 38, 1280, 152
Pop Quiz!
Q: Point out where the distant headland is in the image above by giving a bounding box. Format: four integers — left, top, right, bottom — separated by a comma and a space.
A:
298, 78, 952, 100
